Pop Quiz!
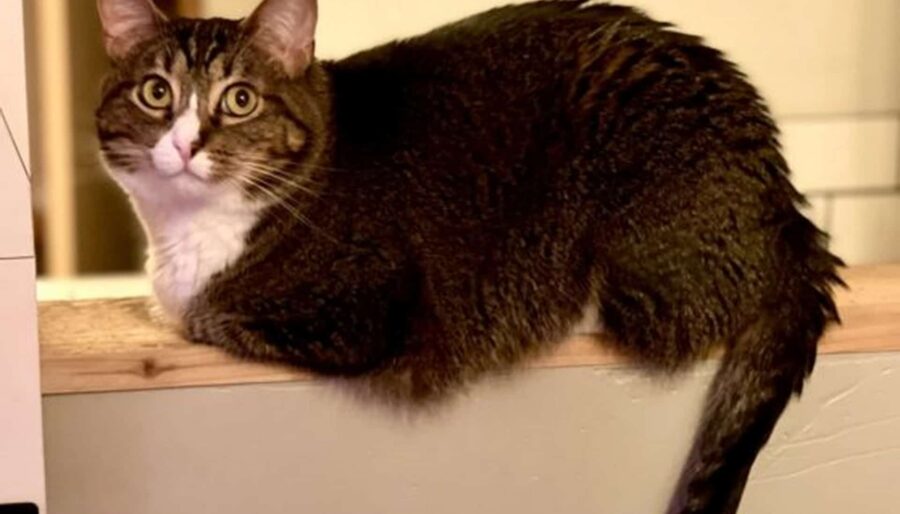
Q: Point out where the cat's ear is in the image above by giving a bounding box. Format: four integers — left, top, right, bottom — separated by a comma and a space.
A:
97, 0, 167, 60
243, 0, 318, 77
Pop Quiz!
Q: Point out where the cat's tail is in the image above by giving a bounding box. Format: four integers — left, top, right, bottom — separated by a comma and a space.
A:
666, 226, 842, 514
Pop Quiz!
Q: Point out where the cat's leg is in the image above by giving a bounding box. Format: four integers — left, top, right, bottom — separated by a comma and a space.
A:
182, 306, 403, 377
184, 306, 464, 404
182, 309, 288, 362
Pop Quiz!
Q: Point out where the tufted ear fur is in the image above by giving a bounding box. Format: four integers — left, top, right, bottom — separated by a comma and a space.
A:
97, 0, 167, 60
243, 0, 318, 77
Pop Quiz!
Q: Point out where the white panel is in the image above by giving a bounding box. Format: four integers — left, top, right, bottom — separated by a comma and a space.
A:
830, 194, 900, 265
203, 0, 900, 117
0, 0, 45, 510
0, 0, 31, 156
0, 259, 45, 510
744, 353, 900, 513
0, 115, 34, 258
781, 116, 900, 193
44, 354, 900, 514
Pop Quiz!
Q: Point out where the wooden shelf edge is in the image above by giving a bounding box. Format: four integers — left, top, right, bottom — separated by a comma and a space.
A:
39, 264, 900, 396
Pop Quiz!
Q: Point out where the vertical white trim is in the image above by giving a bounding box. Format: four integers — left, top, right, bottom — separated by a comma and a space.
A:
0, 0, 47, 510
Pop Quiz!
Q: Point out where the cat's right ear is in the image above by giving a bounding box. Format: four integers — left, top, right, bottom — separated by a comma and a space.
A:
97, 0, 167, 60
243, 0, 318, 78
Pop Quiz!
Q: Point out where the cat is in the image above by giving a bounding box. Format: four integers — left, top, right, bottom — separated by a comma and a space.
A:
95, 0, 843, 512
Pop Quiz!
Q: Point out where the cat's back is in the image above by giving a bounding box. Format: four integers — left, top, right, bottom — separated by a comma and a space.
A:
324, 1, 752, 166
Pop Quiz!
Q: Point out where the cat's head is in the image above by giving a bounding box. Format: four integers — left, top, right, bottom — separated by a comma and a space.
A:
95, 0, 326, 208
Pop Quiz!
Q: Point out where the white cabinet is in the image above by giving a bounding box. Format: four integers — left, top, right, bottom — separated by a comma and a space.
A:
0, 0, 46, 511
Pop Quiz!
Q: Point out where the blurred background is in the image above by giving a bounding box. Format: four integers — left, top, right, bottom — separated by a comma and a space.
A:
24, 0, 900, 297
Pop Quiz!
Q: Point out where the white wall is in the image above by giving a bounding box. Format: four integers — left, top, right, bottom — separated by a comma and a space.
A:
44, 353, 900, 514
203, 0, 900, 265
0, 0, 46, 510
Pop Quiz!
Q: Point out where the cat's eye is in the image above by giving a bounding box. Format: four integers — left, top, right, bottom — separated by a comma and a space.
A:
138, 75, 173, 110
220, 84, 259, 118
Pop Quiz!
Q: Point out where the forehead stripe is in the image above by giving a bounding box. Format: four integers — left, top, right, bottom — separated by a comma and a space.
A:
175, 28, 196, 68
189, 36, 198, 66
204, 42, 224, 70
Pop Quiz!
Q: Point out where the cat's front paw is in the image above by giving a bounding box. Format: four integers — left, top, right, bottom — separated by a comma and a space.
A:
145, 297, 185, 331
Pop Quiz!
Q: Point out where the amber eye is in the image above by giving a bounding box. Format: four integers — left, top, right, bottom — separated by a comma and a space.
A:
138, 75, 173, 110
220, 84, 259, 118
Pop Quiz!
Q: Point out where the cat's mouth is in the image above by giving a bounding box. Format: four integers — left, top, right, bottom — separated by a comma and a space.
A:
160, 164, 207, 182
150, 149, 215, 183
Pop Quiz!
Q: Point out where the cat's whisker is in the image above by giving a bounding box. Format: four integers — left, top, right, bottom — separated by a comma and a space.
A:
226, 173, 336, 243
240, 165, 322, 198
217, 151, 355, 176
206, 154, 315, 192
226, 159, 325, 194
237, 165, 308, 187
270, 160, 355, 175
227, 174, 305, 222
208, 152, 329, 187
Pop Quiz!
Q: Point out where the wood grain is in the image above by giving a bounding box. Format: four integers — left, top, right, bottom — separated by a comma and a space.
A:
39, 265, 900, 395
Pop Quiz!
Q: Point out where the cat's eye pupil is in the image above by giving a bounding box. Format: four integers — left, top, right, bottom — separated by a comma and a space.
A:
235, 89, 250, 108
152, 83, 167, 100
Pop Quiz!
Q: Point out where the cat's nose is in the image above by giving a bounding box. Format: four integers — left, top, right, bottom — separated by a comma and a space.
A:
173, 137, 196, 164
173, 138, 189, 163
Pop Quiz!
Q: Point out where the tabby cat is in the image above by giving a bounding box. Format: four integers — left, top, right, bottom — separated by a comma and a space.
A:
95, 0, 843, 512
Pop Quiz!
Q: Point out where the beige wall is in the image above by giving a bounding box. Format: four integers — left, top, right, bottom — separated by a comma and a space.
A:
44, 353, 900, 514
67, 1, 146, 273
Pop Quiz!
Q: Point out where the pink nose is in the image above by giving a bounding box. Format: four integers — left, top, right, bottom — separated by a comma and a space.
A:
173, 138, 192, 163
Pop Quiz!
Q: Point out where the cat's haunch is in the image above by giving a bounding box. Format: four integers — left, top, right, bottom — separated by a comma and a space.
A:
95, 1, 843, 513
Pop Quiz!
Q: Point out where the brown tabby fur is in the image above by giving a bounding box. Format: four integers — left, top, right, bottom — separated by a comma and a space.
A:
96, 2, 843, 513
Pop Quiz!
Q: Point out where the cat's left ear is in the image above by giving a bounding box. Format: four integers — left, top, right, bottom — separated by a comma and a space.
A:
244, 0, 318, 78
97, 0, 167, 60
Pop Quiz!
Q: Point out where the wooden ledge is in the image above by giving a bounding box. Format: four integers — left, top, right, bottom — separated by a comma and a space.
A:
39, 265, 900, 395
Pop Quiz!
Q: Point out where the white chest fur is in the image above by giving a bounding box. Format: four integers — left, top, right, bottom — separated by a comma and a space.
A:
133, 190, 260, 321
103, 92, 263, 322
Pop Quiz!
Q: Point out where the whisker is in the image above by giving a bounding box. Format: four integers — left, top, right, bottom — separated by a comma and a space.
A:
229, 174, 305, 221
227, 158, 326, 192
226, 173, 337, 244
216, 151, 357, 176
241, 164, 322, 197
238, 176, 337, 243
